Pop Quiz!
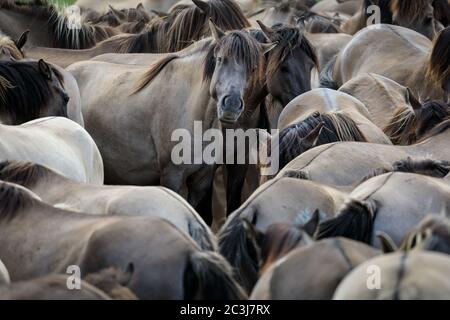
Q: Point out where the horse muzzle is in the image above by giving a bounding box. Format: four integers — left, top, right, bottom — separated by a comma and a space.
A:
218, 95, 244, 126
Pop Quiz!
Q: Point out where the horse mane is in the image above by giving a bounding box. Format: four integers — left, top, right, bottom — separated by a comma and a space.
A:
259, 223, 306, 273
265, 24, 319, 80
391, 0, 431, 23
417, 114, 450, 142
278, 112, 367, 168
433, 0, 450, 27
385, 100, 450, 145
359, 158, 450, 184
0, 0, 116, 49
0, 34, 24, 60
132, 38, 213, 93
0, 60, 64, 124
316, 198, 378, 244
427, 27, 450, 90
0, 161, 50, 188
0, 181, 36, 220
296, 11, 341, 33
358, 0, 393, 27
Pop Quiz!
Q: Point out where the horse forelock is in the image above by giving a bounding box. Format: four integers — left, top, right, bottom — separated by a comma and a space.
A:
0, 61, 58, 124
427, 27, 450, 89
266, 25, 319, 80
208, 0, 250, 30
203, 31, 265, 88
391, 0, 432, 22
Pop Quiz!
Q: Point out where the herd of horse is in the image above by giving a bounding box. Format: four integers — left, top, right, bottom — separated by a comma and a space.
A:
0, 0, 449, 300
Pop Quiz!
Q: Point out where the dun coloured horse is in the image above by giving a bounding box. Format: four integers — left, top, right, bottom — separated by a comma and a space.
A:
0, 160, 216, 251
0, 117, 104, 184
0, 181, 246, 300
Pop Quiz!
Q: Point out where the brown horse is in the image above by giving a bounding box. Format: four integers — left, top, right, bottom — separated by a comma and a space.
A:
0, 181, 246, 300
321, 25, 449, 102
0, 0, 117, 49
0, 160, 216, 251
218, 176, 347, 291
250, 238, 380, 299
0, 59, 69, 125
334, 251, 450, 299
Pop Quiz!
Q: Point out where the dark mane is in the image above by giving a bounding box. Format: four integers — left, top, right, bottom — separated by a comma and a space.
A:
417, 114, 450, 142
427, 27, 450, 91
391, 0, 432, 23
433, 0, 450, 27
0, 0, 116, 49
358, 0, 393, 27
278, 112, 367, 168
296, 11, 341, 33
265, 24, 319, 80
0, 181, 36, 220
0, 161, 50, 188
113, 0, 250, 54
0, 60, 63, 124
259, 223, 306, 273
0, 34, 24, 60
384, 100, 450, 145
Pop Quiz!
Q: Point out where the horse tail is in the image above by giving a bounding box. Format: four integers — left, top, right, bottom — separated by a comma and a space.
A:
184, 251, 247, 300
218, 212, 259, 292
316, 199, 377, 244
319, 54, 339, 89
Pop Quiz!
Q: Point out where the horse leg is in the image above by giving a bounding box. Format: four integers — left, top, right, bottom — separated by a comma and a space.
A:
187, 165, 216, 226
225, 163, 249, 215
160, 165, 187, 198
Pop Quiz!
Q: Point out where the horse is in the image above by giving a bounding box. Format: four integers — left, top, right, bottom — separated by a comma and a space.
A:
0, 0, 117, 49
0, 117, 104, 185
311, 0, 363, 16
334, 251, 450, 299
0, 260, 10, 285
0, 30, 27, 60
306, 33, 352, 69
0, 160, 216, 251
0, 181, 246, 300
75, 0, 180, 13
87, 3, 152, 29
250, 238, 380, 299
68, 25, 299, 222
218, 176, 347, 291
321, 25, 449, 103
24, 0, 251, 68
338, 73, 422, 132
275, 117, 450, 187
316, 160, 450, 248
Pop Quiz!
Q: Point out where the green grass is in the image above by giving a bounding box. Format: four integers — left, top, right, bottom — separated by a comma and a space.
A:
48, 0, 77, 6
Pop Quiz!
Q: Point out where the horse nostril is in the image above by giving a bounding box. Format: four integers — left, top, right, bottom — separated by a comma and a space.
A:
223, 95, 243, 112
63, 94, 70, 104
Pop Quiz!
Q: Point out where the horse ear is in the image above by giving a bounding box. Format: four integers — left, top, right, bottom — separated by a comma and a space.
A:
302, 209, 321, 236
208, 19, 225, 42
136, 3, 145, 11
376, 231, 398, 253
242, 218, 264, 247
302, 122, 324, 149
256, 20, 276, 42
118, 263, 134, 286
150, 9, 168, 18
38, 59, 52, 80
261, 42, 278, 54
15, 30, 29, 50
108, 5, 124, 20
406, 87, 422, 111
192, 0, 210, 15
